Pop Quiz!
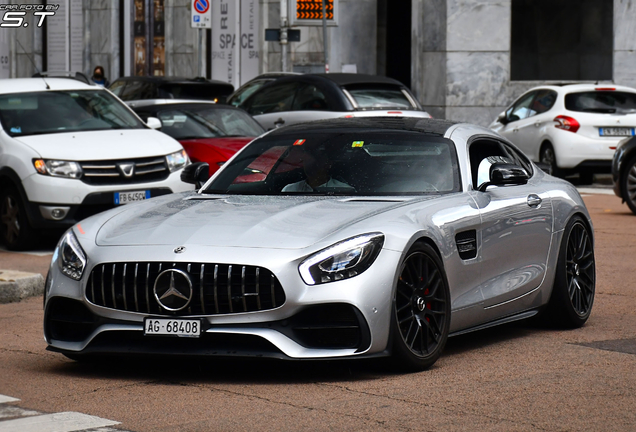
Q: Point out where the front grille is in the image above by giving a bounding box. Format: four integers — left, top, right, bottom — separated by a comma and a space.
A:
86, 262, 286, 316
80, 156, 169, 185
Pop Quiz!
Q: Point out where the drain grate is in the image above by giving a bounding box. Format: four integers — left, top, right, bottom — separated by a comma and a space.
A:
577, 338, 636, 355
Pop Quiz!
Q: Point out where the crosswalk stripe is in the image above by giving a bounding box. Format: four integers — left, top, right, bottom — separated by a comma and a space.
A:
0, 411, 119, 432
0, 396, 19, 404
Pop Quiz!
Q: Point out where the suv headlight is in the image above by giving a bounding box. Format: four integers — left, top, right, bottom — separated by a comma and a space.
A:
299, 233, 384, 285
33, 159, 82, 179
166, 149, 189, 172
56, 230, 87, 281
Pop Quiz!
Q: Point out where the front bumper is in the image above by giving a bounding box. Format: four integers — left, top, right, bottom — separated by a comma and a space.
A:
44, 244, 401, 360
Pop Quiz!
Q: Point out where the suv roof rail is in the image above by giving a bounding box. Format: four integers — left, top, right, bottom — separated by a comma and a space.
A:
32, 71, 93, 85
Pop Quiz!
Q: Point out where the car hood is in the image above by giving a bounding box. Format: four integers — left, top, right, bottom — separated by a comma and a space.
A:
95, 193, 425, 249
14, 129, 182, 160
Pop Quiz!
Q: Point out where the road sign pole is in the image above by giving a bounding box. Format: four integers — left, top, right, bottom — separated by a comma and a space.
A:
322, 0, 328, 73
198, 28, 203, 77
281, 0, 288, 72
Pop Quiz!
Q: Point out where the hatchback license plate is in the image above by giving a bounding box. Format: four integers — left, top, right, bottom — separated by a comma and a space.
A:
599, 127, 635, 137
114, 190, 150, 205
144, 318, 201, 337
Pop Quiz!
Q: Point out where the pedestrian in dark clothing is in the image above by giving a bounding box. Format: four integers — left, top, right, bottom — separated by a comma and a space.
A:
92, 66, 109, 87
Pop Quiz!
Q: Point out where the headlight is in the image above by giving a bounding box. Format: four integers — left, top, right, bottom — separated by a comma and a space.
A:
57, 230, 87, 281
33, 159, 82, 179
299, 233, 384, 285
166, 149, 189, 171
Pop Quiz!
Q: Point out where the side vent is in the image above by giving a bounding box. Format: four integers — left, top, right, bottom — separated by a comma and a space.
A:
455, 230, 477, 260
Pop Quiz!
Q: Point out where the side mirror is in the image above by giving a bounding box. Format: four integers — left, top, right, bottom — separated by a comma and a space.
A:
146, 117, 162, 130
180, 162, 210, 189
497, 112, 509, 125
477, 156, 529, 192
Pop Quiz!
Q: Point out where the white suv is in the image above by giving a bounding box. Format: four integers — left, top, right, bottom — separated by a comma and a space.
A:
0, 77, 193, 250
490, 83, 636, 184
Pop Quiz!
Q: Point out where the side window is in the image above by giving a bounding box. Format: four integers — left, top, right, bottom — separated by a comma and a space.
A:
120, 81, 154, 101
530, 89, 557, 115
506, 91, 537, 122
109, 80, 126, 96
246, 82, 300, 115
502, 143, 534, 177
291, 84, 329, 111
468, 140, 508, 188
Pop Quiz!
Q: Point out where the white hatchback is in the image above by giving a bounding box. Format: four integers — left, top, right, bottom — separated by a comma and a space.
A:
489, 84, 636, 183
0, 77, 193, 250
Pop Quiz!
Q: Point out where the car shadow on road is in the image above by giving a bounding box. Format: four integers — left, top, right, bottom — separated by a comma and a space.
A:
44, 321, 551, 384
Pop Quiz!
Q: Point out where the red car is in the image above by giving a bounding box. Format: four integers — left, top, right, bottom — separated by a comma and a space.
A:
131, 101, 265, 176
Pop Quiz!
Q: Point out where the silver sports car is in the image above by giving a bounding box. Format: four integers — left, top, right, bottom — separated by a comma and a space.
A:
44, 118, 595, 371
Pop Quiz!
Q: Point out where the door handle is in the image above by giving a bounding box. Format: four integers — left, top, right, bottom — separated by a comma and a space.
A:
513, 128, 519, 133
274, 118, 285, 127
534, 122, 541, 128
527, 194, 542, 208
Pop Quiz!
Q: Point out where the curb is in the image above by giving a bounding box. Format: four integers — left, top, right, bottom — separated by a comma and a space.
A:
0, 270, 45, 304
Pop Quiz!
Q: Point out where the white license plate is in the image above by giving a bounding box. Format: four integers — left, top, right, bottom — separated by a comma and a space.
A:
599, 127, 635, 137
114, 190, 150, 205
144, 318, 202, 337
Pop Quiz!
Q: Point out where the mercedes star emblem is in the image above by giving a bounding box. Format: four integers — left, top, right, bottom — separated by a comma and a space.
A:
153, 269, 193, 311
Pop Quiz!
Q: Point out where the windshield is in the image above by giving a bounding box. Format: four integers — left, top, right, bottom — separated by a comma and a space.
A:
156, 106, 265, 140
227, 80, 270, 107
204, 131, 459, 196
0, 90, 145, 137
565, 91, 636, 114
345, 85, 417, 110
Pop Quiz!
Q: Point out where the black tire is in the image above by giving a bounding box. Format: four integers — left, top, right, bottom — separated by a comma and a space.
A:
621, 154, 636, 215
544, 215, 595, 328
578, 170, 594, 185
390, 243, 451, 371
0, 186, 35, 250
540, 143, 561, 177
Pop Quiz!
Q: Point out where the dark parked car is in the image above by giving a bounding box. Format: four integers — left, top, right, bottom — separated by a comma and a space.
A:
612, 136, 636, 214
109, 76, 234, 105
226, 72, 301, 107
236, 73, 430, 130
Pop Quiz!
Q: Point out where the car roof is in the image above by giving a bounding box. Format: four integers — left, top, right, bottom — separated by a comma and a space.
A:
267, 117, 457, 137
127, 98, 218, 108
0, 77, 98, 94
308, 73, 407, 87
130, 100, 246, 112
112, 76, 233, 86
527, 83, 636, 94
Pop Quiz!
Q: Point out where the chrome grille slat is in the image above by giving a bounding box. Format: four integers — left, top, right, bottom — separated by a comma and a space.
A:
136, 167, 166, 175
86, 261, 285, 316
79, 156, 169, 185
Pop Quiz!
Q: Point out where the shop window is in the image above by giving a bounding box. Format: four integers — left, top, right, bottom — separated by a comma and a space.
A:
511, 0, 613, 81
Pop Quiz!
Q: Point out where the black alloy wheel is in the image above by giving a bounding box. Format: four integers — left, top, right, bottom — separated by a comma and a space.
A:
540, 143, 560, 177
391, 243, 450, 371
0, 186, 35, 250
545, 216, 595, 328
622, 154, 636, 215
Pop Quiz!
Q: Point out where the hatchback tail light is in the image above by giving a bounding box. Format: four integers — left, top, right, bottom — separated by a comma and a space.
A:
554, 115, 580, 133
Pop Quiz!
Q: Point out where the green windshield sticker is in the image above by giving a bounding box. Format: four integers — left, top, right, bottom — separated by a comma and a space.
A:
352, 141, 364, 148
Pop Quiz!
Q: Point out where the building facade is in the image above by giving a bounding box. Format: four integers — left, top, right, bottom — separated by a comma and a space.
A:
3, 0, 636, 126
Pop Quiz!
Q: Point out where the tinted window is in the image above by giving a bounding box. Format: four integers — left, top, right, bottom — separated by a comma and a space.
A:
345, 85, 415, 109
157, 83, 234, 102
565, 91, 636, 113
291, 84, 329, 111
109, 80, 126, 96
228, 79, 271, 107
531, 89, 557, 114
204, 131, 460, 195
246, 82, 300, 115
120, 81, 155, 100
155, 106, 264, 140
0, 90, 146, 137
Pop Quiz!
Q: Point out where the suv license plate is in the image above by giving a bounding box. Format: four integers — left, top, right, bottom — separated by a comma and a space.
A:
144, 318, 202, 338
114, 190, 150, 205
599, 127, 635, 137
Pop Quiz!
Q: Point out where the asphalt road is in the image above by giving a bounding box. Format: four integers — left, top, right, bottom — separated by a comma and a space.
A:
0, 191, 635, 431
